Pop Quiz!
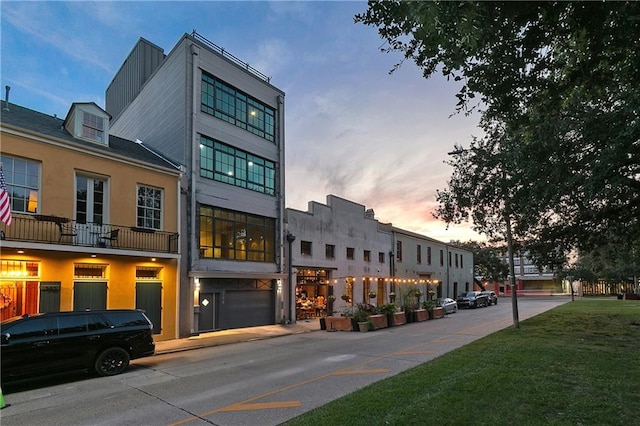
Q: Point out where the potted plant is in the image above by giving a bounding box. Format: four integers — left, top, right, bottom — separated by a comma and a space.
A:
341, 294, 350, 301
422, 299, 436, 319
368, 291, 377, 299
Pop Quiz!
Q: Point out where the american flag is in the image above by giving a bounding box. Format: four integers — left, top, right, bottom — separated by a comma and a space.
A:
0, 164, 12, 226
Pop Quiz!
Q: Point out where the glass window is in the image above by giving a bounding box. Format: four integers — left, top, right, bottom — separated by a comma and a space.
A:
137, 185, 162, 230
378, 252, 385, 263
396, 241, 403, 262
200, 136, 276, 196
326, 244, 335, 259
5, 317, 57, 340
82, 112, 105, 143
427, 247, 432, 265
364, 250, 371, 262
201, 73, 276, 142
0, 155, 41, 214
417, 245, 422, 264
346, 247, 354, 260
199, 205, 275, 263
301, 241, 312, 256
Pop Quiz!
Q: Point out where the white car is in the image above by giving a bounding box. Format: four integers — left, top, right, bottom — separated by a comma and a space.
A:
437, 297, 458, 314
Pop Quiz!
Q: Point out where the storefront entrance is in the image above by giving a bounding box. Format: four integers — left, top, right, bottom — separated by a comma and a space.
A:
295, 268, 331, 320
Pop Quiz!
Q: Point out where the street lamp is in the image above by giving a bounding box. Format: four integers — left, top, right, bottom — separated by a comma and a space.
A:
447, 148, 520, 329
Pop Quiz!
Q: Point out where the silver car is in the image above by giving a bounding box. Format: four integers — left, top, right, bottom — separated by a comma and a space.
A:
437, 297, 458, 314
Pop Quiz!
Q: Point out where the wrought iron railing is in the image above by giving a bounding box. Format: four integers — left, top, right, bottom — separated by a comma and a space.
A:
0, 214, 179, 254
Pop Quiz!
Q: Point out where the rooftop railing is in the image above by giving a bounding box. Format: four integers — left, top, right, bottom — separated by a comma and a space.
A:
191, 30, 271, 83
1, 214, 179, 254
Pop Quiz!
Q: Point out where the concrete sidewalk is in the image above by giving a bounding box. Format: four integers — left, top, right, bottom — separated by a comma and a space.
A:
154, 318, 321, 355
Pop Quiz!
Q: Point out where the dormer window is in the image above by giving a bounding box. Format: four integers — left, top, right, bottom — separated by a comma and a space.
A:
63, 102, 110, 146
82, 112, 105, 143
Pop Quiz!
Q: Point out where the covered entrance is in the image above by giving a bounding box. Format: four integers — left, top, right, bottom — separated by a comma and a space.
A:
295, 268, 331, 320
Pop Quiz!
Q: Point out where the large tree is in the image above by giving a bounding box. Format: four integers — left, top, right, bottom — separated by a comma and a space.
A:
355, 1, 640, 258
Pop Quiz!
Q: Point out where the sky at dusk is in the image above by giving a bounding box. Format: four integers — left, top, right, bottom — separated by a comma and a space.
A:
1, 1, 485, 242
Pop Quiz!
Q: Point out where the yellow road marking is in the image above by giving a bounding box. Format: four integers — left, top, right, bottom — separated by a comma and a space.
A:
219, 401, 301, 412
332, 369, 389, 375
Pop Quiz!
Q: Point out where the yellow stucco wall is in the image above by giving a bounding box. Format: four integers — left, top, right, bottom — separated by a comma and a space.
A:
1, 125, 181, 341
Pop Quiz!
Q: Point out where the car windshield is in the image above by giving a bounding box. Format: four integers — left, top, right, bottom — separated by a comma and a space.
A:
466, 292, 477, 297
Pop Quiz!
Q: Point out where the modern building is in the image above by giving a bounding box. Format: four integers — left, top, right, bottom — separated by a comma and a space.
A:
285, 195, 474, 320
107, 32, 286, 336
0, 101, 181, 341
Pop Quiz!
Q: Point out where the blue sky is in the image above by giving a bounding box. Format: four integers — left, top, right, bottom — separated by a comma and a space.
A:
1, 0, 483, 242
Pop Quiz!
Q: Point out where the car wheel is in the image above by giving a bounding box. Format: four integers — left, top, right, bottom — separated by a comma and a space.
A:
95, 347, 130, 376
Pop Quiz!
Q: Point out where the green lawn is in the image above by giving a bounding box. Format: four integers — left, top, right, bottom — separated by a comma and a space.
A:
284, 299, 640, 426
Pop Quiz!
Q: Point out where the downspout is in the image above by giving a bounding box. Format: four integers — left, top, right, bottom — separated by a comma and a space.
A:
189, 42, 201, 335
277, 94, 285, 323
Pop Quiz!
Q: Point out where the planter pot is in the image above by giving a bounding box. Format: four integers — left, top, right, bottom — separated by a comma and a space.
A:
415, 309, 429, 322
390, 311, 407, 326
358, 321, 369, 332
369, 314, 388, 330
324, 316, 352, 331
406, 310, 416, 323
431, 307, 445, 319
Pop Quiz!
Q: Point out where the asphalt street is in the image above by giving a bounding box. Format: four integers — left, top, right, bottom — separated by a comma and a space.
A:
1, 296, 570, 425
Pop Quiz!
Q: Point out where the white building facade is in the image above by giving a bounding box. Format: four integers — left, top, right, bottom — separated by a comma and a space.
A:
285, 195, 474, 321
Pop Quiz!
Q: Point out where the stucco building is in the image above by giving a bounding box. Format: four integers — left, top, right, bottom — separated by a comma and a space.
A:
285, 195, 474, 320
0, 101, 181, 341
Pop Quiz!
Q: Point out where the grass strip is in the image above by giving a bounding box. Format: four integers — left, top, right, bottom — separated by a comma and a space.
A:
284, 299, 640, 426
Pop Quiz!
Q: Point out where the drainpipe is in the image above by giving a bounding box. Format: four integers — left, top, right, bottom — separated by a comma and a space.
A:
286, 233, 296, 323
189, 42, 201, 335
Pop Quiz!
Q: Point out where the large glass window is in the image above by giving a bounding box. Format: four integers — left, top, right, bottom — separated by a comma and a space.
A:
201, 73, 275, 142
0, 155, 40, 214
199, 205, 275, 262
200, 136, 276, 196
137, 185, 162, 230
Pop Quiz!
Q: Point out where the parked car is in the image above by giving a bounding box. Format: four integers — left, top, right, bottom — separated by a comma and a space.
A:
437, 297, 458, 314
1, 309, 155, 383
456, 291, 489, 308
482, 290, 498, 305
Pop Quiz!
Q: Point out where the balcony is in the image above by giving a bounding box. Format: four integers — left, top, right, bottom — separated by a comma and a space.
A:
0, 214, 179, 254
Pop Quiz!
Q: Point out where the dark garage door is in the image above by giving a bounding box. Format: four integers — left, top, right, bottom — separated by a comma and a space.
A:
218, 289, 274, 330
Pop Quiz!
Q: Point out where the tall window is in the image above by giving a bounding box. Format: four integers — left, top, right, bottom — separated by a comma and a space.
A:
199, 205, 275, 262
0, 155, 40, 214
417, 245, 422, 264
378, 252, 385, 263
440, 249, 444, 266
427, 246, 432, 265
364, 250, 371, 262
76, 175, 106, 225
200, 137, 275, 196
82, 112, 105, 143
137, 185, 163, 230
201, 72, 275, 142
396, 241, 403, 262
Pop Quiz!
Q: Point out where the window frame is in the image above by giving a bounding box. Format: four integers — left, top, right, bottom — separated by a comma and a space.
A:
201, 72, 276, 143
0, 155, 41, 215
136, 184, 163, 230
200, 137, 276, 196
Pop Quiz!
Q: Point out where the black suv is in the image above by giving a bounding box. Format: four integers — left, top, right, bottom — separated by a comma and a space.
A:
456, 291, 489, 308
1, 309, 155, 383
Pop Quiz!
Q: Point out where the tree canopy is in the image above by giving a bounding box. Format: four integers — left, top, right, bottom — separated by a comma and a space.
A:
356, 1, 640, 262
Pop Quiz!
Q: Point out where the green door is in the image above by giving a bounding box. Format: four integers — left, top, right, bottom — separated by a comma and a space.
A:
136, 282, 162, 334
